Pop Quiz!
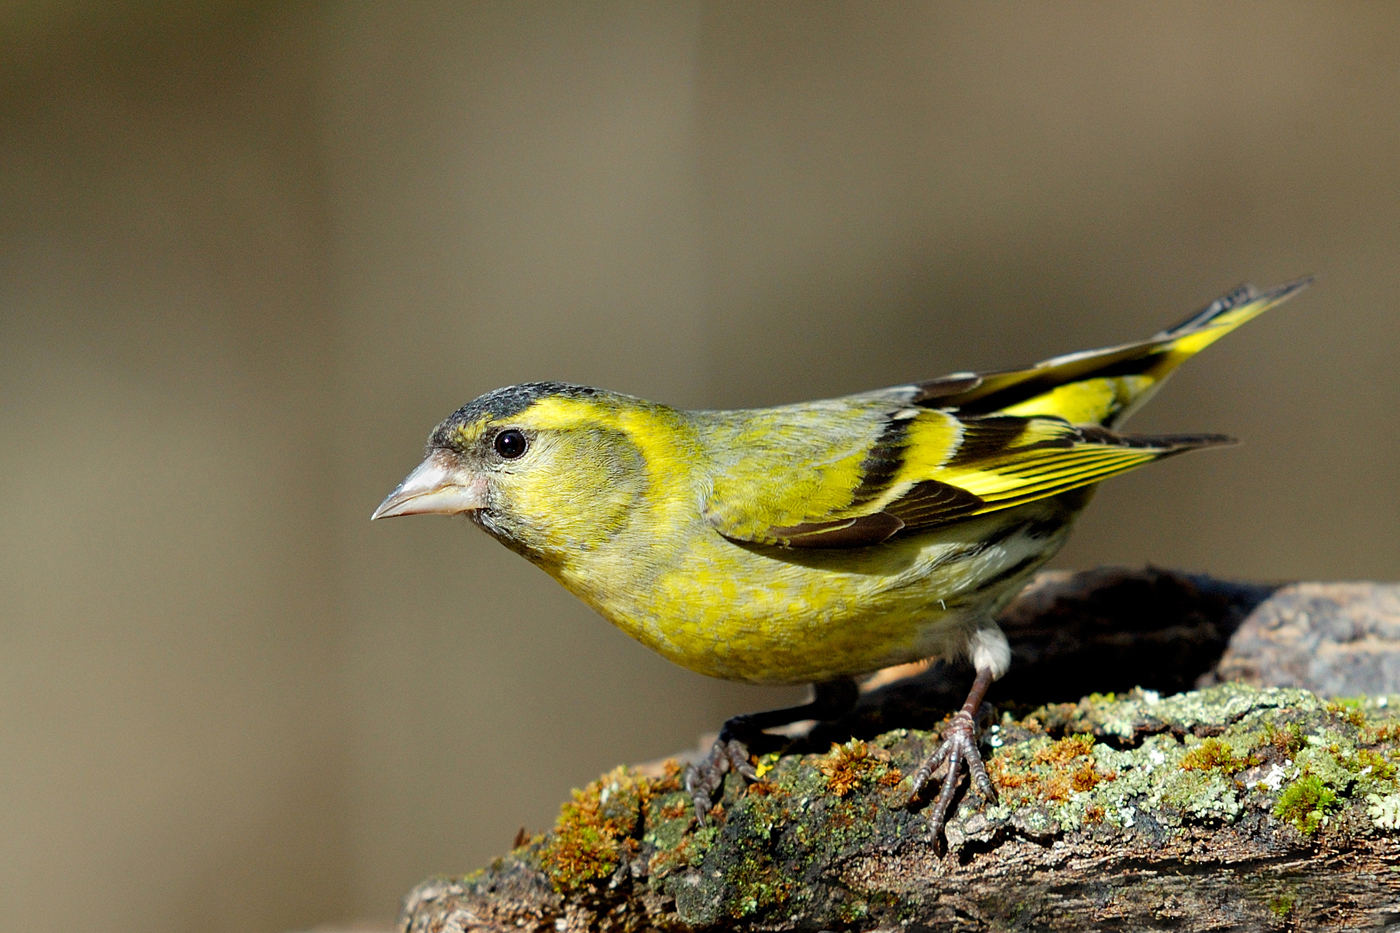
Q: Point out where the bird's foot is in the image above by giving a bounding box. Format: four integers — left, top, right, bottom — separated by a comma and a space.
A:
907, 707, 998, 839
685, 735, 759, 823
685, 679, 858, 825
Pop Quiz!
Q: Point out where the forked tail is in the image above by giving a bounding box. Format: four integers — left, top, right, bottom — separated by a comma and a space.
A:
914, 277, 1312, 428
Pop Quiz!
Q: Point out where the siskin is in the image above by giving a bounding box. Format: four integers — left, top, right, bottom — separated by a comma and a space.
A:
373, 279, 1309, 835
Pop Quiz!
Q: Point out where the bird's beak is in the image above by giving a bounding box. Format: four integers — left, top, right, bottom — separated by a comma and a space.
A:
371, 450, 487, 520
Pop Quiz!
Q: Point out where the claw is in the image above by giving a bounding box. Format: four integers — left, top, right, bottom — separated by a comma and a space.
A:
684, 679, 859, 825
685, 737, 760, 822
907, 709, 998, 838
906, 666, 999, 840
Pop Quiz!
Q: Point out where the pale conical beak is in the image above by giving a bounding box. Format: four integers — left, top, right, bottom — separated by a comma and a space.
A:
371, 450, 487, 520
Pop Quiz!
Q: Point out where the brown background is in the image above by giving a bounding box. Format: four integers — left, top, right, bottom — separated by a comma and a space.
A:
2, 3, 1396, 931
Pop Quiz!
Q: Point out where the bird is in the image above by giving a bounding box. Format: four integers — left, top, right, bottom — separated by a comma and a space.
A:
372, 278, 1309, 837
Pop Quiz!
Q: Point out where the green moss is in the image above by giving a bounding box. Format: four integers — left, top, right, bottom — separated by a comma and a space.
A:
1267, 892, 1297, 918
1295, 739, 1357, 793
1264, 721, 1306, 757
537, 765, 649, 892
1273, 774, 1337, 836
642, 790, 705, 880
1179, 737, 1256, 774
1328, 697, 1368, 728
726, 854, 794, 917
835, 896, 872, 925
1354, 747, 1397, 781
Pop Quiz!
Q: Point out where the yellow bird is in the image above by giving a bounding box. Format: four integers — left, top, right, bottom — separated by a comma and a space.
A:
373, 278, 1309, 835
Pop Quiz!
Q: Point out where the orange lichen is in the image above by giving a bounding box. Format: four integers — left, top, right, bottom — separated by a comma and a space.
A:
538, 766, 649, 892
990, 734, 1113, 803
1034, 735, 1096, 766
876, 765, 905, 788
819, 740, 880, 798
1041, 772, 1073, 801
987, 755, 1038, 790
656, 758, 685, 791
1071, 759, 1112, 792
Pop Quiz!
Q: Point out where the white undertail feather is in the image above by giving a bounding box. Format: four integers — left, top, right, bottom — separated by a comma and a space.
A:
969, 625, 1012, 679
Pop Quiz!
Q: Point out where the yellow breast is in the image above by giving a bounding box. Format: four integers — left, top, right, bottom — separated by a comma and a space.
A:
554, 497, 1078, 684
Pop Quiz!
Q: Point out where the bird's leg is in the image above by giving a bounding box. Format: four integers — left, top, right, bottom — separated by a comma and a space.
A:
686, 677, 858, 822
907, 665, 998, 839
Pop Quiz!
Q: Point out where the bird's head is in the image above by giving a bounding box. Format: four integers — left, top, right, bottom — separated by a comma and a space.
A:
371, 382, 656, 567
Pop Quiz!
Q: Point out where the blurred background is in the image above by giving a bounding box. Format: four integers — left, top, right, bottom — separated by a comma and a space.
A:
2, 2, 1397, 930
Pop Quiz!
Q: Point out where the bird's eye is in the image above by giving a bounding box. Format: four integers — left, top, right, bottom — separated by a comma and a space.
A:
494, 428, 528, 459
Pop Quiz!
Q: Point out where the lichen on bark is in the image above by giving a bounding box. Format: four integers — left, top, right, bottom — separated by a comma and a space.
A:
400, 682, 1400, 932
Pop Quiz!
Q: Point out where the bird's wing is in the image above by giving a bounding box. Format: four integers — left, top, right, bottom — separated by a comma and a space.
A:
704, 406, 1231, 548
705, 278, 1309, 549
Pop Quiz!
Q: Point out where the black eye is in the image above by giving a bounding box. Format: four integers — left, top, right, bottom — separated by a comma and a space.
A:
494, 428, 527, 459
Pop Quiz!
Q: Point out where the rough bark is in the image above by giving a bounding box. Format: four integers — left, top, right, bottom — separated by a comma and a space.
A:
399, 569, 1400, 932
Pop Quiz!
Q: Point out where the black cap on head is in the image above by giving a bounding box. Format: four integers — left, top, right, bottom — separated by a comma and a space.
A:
428, 382, 599, 449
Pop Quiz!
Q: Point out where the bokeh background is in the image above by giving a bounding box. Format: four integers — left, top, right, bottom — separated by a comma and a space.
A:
2, 2, 1397, 930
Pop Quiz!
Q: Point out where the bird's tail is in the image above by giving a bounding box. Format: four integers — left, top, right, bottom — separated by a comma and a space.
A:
921, 277, 1312, 428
